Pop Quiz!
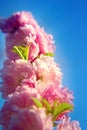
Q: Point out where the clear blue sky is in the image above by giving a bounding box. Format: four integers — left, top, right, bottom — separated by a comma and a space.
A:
0, 0, 87, 130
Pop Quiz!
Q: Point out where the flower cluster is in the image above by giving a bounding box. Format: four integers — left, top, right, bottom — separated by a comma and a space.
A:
0, 11, 81, 130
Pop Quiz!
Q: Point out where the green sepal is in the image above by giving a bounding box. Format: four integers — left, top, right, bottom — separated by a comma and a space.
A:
52, 102, 73, 121
32, 98, 43, 108
12, 45, 29, 60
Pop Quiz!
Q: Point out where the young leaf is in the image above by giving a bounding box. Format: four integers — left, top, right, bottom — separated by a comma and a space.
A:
44, 52, 55, 57
12, 46, 25, 60
22, 46, 29, 60
32, 98, 42, 108
12, 45, 29, 60
42, 98, 51, 113
52, 102, 73, 121
52, 100, 59, 109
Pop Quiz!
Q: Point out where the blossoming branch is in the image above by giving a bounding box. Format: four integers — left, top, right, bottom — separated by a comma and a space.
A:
0, 11, 81, 130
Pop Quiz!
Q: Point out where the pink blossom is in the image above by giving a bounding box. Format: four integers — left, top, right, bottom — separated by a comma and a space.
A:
0, 56, 62, 98
33, 55, 62, 93
5, 25, 54, 61
57, 116, 81, 130
5, 25, 40, 61
42, 86, 73, 105
8, 108, 52, 130
0, 88, 52, 130
1, 12, 55, 61
42, 86, 74, 120
0, 87, 41, 129
0, 59, 36, 98
0, 11, 81, 130
0, 11, 39, 33
35, 27, 55, 54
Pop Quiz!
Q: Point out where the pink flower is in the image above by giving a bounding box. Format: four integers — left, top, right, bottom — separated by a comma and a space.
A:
8, 108, 52, 130
33, 55, 62, 93
5, 25, 40, 61
41, 86, 74, 120
57, 116, 81, 130
0, 88, 52, 130
0, 59, 36, 98
0, 11, 39, 33
0, 56, 62, 98
35, 27, 55, 54
5, 25, 54, 61
42, 86, 73, 105
0, 11, 81, 130
0, 87, 41, 129
0, 11, 55, 61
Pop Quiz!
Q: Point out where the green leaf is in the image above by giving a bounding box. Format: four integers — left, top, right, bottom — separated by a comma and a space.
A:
32, 98, 43, 108
52, 102, 73, 121
42, 98, 51, 113
12, 45, 29, 60
44, 52, 55, 57
53, 100, 59, 108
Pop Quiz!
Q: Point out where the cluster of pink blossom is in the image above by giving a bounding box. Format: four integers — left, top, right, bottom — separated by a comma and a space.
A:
0, 11, 81, 130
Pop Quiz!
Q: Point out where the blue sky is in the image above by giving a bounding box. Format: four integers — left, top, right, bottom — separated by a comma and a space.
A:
0, 0, 87, 129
